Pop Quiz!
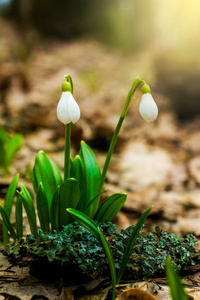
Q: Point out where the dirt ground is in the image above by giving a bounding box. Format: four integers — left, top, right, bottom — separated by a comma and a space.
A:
0, 19, 200, 299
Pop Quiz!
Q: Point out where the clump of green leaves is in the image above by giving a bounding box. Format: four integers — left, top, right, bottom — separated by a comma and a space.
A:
0, 152, 127, 245
0, 128, 23, 177
7, 222, 198, 281
1, 76, 149, 243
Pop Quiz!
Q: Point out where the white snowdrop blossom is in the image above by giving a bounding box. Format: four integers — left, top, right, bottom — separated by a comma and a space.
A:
139, 93, 158, 123
57, 92, 80, 124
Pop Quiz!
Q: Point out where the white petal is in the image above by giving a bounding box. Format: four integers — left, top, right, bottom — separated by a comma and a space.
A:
139, 93, 158, 123
67, 93, 81, 124
57, 92, 71, 124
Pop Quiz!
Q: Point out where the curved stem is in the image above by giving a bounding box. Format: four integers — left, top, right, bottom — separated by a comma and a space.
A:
64, 123, 71, 181
99, 77, 144, 191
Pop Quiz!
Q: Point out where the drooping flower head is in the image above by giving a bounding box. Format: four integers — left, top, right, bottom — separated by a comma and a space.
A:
139, 84, 158, 123
57, 76, 80, 125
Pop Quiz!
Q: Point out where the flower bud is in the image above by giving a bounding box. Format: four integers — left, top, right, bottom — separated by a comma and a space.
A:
139, 93, 158, 123
57, 92, 80, 124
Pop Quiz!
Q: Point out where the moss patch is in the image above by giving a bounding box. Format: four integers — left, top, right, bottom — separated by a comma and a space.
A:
6, 222, 199, 280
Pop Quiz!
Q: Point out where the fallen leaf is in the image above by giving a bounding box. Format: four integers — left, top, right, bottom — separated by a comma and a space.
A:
116, 288, 158, 300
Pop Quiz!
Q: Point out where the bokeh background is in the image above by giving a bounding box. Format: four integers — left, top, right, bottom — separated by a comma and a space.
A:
1, 0, 200, 119
1, 0, 200, 236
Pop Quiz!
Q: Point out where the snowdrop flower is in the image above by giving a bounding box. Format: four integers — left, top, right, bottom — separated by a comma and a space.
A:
139, 84, 158, 123
57, 85, 80, 125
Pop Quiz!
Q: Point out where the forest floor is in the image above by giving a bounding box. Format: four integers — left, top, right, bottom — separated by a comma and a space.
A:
0, 19, 200, 299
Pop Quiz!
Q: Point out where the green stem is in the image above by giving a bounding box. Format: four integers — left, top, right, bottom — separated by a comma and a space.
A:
64, 123, 71, 181
99, 77, 144, 191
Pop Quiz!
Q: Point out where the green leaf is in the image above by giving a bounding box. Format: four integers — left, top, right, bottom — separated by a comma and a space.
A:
79, 141, 101, 217
18, 184, 38, 237
67, 208, 100, 240
58, 179, 81, 229
0, 129, 23, 176
70, 155, 84, 210
165, 257, 188, 300
83, 189, 106, 216
116, 206, 153, 284
32, 151, 62, 211
0, 205, 17, 241
94, 192, 127, 222
15, 196, 23, 240
98, 228, 116, 300
0, 128, 9, 168
5, 134, 23, 169
67, 208, 116, 300
3, 174, 19, 246
36, 183, 50, 233
50, 187, 60, 231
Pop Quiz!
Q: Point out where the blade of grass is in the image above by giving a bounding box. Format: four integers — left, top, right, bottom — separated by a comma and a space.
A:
116, 206, 153, 284
18, 184, 38, 237
3, 174, 19, 246
83, 189, 106, 216
50, 187, 60, 231
67, 208, 116, 300
94, 192, 127, 222
0, 205, 17, 241
36, 183, 50, 233
98, 228, 116, 300
67, 208, 99, 240
15, 196, 23, 240
165, 257, 188, 300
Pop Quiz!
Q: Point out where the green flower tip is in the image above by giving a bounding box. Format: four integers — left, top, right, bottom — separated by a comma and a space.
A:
142, 83, 151, 94
80, 140, 86, 146
133, 76, 142, 82
38, 150, 45, 154
62, 80, 71, 93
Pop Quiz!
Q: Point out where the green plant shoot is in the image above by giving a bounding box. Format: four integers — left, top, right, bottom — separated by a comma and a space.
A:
165, 257, 189, 300
67, 206, 152, 300
1, 74, 158, 244
0, 128, 23, 177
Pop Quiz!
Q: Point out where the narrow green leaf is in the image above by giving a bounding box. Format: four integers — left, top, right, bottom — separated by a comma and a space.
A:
67, 208, 100, 240
50, 187, 60, 231
83, 189, 106, 216
32, 151, 62, 211
36, 183, 50, 233
5, 134, 23, 167
79, 141, 101, 216
116, 206, 153, 284
0, 128, 9, 168
70, 155, 82, 179
165, 257, 188, 300
18, 184, 38, 237
15, 196, 23, 240
67, 208, 116, 300
0, 205, 17, 241
98, 228, 116, 300
3, 173, 19, 246
70, 155, 85, 211
58, 179, 81, 229
95, 192, 127, 222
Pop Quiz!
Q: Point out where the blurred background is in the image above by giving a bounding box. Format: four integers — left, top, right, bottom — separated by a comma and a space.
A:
0, 0, 200, 235
0, 0, 200, 119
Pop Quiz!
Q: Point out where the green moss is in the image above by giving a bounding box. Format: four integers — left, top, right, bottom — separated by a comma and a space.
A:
7, 222, 199, 280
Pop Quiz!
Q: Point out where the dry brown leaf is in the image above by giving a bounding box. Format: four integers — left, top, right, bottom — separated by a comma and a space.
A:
116, 288, 158, 300
61, 287, 74, 300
